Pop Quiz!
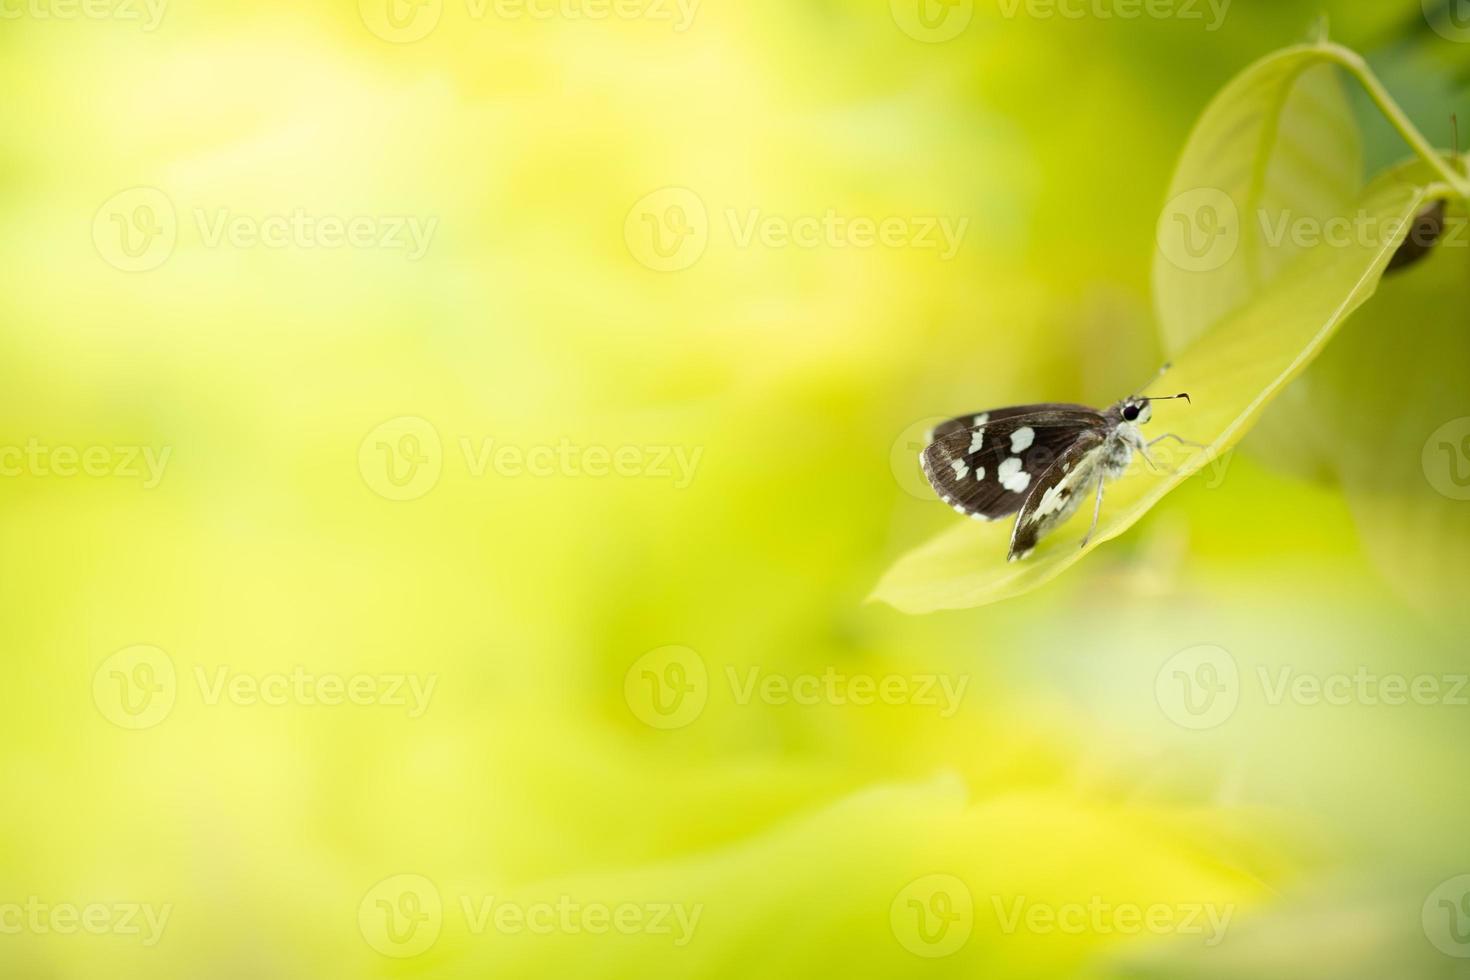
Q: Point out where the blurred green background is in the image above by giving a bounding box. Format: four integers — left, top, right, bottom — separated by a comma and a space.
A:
3, 0, 1470, 976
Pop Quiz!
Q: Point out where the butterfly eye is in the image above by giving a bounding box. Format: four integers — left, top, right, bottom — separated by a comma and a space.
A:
1123, 404, 1141, 422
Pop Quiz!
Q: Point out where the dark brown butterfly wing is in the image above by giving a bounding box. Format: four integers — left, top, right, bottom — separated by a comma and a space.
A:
920, 404, 1108, 522
1007, 429, 1107, 561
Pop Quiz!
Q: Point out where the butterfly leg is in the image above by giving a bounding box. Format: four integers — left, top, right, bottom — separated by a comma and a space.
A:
1148, 432, 1205, 449
1144, 433, 1205, 474
1078, 476, 1106, 549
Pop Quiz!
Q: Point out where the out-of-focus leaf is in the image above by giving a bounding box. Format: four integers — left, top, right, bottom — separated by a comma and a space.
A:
1098, 875, 1467, 980
873, 172, 1443, 614
451, 777, 1277, 979
1305, 205, 1470, 612
1152, 43, 1363, 350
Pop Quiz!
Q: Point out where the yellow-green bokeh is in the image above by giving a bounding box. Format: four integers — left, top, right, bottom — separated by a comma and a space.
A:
1, 0, 1467, 976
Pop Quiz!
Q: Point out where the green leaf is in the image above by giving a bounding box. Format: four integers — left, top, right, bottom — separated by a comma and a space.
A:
1305, 203, 1470, 613
1152, 43, 1363, 352
873, 171, 1444, 614
1151, 44, 1363, 483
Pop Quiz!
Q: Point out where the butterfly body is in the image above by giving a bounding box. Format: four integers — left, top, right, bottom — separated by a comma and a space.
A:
919, 392, 1186, 561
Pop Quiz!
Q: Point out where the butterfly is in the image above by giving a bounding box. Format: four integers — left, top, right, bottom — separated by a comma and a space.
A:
919, 381, 1195, 562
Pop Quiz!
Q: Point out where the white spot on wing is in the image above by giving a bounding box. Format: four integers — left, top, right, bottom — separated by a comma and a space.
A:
968, 429, 985, 453
1034, 481, 1070, 519
951, 459, 968, 480
972, 413, 988, 427
1010, 426, 1035, 453
998, 456, 1030, 493
975, 466, 985, 481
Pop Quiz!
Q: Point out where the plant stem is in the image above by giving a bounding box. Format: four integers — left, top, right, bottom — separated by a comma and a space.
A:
1322, 44, 1470, 200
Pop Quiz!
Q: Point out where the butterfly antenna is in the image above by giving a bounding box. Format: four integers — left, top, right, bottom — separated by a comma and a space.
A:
1141, 392, 1191, 404
1133, 361, 1173, 399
